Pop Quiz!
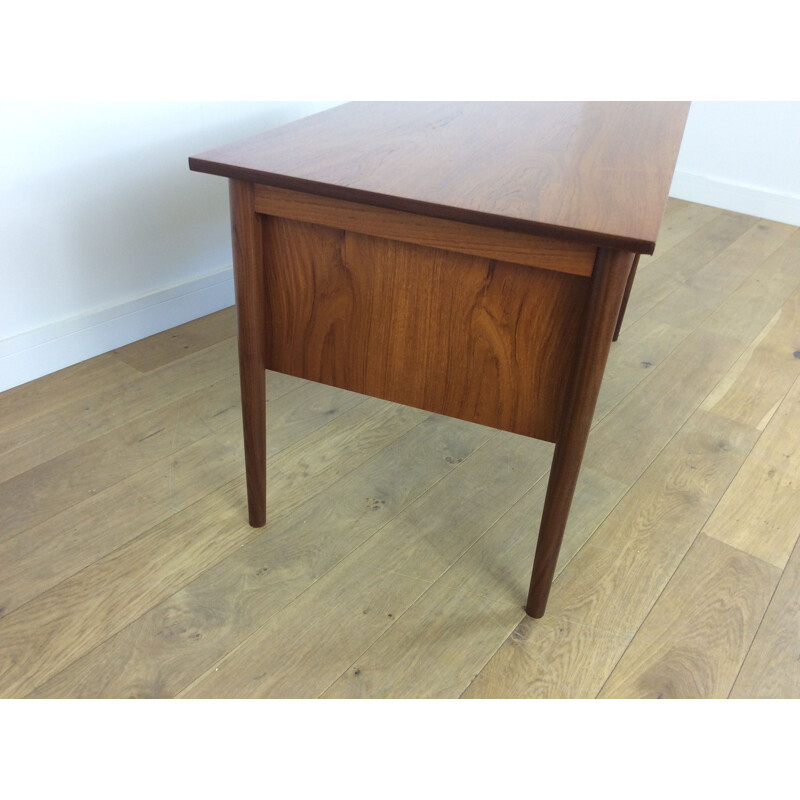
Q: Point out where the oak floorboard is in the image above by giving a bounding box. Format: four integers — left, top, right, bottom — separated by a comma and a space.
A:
30, 413, 493, 698
0, 353, 140, 433
730, 535, 800, 698
3, 398, 423, 697
597, 535, 780, 699
463, 411, 758, 698
0, 337, 241, 484
619, 209, 758, 331
113, 306, 236, 372
323, 467, 627, 699
179, 432, 554, 698
0, 378, 365, 619
700, 282, 800, 430
583, 328, 745, 484
700, 227, 800, 344
633, 199, 722, 272
647, 218, 796, 333
702, 372, 800, 570
593, 316, 689, 425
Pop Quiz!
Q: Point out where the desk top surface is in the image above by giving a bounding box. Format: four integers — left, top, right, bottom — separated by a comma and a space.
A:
189, 101, 690, 254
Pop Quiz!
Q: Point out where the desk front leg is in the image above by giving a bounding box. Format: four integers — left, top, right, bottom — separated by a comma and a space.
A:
229, 180, 267, 527
526, 248, 635, 617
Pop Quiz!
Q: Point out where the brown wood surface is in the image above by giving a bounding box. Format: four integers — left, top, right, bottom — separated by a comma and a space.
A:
526, 247, 634, 616
229, 180, 267, 526
261, 216, 591, 443
254, 185, 597, 277
190, 102, 690, 254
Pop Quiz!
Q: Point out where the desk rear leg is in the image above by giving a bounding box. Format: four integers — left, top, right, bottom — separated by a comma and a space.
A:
230, 180, 267, 527
612, 253, 640, 341
526, 248, 634, 617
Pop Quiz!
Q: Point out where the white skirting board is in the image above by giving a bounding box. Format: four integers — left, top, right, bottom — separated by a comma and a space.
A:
0, 267, 235, 393
670, 170, 800, 227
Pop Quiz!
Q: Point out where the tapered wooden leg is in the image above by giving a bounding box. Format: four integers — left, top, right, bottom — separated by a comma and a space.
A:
229, 180, 267, 527
612, 253, 640, 342
525, 248, 635, 617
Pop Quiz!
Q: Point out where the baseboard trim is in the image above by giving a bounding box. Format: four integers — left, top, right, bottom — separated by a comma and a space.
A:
0, 267, 235, 392
670, 170, 800, 226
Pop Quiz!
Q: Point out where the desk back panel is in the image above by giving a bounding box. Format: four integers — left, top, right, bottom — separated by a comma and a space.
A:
261, 216, 592, 442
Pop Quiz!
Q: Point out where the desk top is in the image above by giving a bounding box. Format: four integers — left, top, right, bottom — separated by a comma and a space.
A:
190, 101, 690, 254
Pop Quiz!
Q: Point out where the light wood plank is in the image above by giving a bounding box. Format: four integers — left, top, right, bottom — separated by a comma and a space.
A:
462, 616, 632, 699
29, 413, 494, 698
598, 535, 779, 699
0, 337, 241, 484
463, 410, 758, 698
619, 209, 758, 331
594, 315, 689, 424
634, 199, 722, 272
179, 432, 555, 698
0, 352, 140, 433
0, 478, 253, 698
731, 535, 800, 698
0, 374, 244, 542
702, 372, 800, 569
700, 283, 800, 430
584, 328, 745, 484
323, 467, 627, 699
700, 227, 800, 344
113, 306, 236, 372
0, 378, 364, 618
647, 218, 796, 332
1, 397, 423, 698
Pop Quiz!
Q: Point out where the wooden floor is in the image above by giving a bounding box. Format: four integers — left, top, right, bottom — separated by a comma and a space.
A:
2, 198, 799, 699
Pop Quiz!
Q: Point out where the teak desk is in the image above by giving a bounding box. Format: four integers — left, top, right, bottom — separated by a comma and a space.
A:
189, 101, 690, 617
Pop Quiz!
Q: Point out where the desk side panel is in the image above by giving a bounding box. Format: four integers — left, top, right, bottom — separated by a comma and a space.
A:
262, 217, 592, 442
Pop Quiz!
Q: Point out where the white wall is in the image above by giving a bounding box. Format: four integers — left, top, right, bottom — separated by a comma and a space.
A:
672, 101, 800, 225
2, 100, 798, 393
0, 101, 341, 392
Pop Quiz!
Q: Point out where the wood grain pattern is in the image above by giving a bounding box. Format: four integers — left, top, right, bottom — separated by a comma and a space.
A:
702, 371, 800, 569
647, 218, 796, 333
597, 535, 779, 699
113, 307, 238, 373
262, 216, 591, 443
618, 210, 760, 333
461, 616, 633, 699
29, 412, 492, 698
700, 227, 800, 344
730, 535, 800, 698
464, 410, 759, 698
583, 328, 745, 485
700, 281, 800, 430
191, 102, 690, 254
0, 353, 139, 434
0, 375, 245, 544
0, 479, 254, 698
0, 338, 240, 485
324, 466, 627, 699
3, 397, 422, 698
254, 185, 597, 277
181, 431, 555, 698
0, 377, 362, 619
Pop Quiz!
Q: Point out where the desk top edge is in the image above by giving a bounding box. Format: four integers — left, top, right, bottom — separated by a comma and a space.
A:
189, 101, 691, 256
